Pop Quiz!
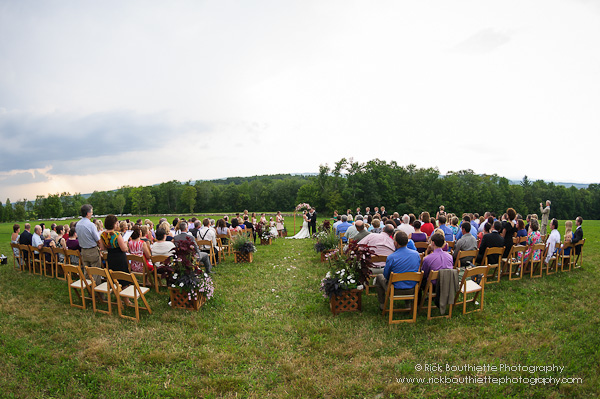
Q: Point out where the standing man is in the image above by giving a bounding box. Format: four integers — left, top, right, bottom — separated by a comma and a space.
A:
540, 200, 551, 236
76, 204, 103, 286
76, 205, 103, 267
308, 207, 318, 236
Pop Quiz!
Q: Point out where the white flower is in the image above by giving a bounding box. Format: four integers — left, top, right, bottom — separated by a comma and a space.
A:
179, 282, 184, 287
271, 289, 275, 292
173, 273, 178, 278
204, 273, 208, 278
171, 284, 176, 288
357, 285, 364, 291
326, 272, 331, 278
350, 279, 355, 284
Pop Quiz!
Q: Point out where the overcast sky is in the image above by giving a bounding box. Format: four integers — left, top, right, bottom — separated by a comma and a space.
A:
1, 0, 599, 202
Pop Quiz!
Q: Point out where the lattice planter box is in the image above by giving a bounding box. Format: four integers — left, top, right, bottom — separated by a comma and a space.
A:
281, 231, 288, 237
169, 288, 207, 311
234, 251, 254, 263
260, 238, 272, 246
320, 250, 339, 263
330, 289, 362, 316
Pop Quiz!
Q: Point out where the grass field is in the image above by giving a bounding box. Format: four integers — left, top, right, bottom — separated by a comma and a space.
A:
0, 216, 598, 398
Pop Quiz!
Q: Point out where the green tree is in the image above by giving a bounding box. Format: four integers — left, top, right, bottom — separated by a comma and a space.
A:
4, 199, 13, 221
0, 199, 4, 222
130, 186, 155, 215
114, 194, 126, 214
180, 185, 197, 214
45, 193, 63, 218
14, 203, 26, 221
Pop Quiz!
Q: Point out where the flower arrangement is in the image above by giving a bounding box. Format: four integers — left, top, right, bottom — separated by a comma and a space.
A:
256, 221, 276, 240
162, 236, 214, 301
313, 230, 339, 253
295, 203, 311, 212
231, 233, 257, 254
318, 219, 331, 233
319, 241, 374, 298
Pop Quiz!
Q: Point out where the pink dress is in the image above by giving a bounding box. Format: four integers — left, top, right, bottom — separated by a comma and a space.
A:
128, 240, 146, 272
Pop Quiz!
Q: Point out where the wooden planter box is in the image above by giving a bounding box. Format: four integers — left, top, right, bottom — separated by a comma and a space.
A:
330, 289, 362, 316
320, 249, 339, 262
169, 288, 207, 311
282, 231, 288, 237
234, 251, 254, 263
260, 238, 272, 245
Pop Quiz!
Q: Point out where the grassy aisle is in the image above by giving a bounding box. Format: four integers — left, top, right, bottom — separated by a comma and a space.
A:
0, 219, 598, 398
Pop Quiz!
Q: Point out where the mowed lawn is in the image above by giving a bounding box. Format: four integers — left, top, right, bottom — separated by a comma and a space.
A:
0, 216, 598, 398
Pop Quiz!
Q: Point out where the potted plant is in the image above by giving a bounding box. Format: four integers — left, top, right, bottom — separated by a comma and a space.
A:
160, 236, 215, 310
231, 233, 257, 263
256, 222, 275, 245
281, 226, 288, 237
320, 242, 374, 316
314, 230, 340, 262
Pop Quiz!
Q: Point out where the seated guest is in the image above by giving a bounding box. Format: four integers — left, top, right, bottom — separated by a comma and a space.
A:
523, 219, 542, 265
335, 215, 351, 243
453, 222, 478, 267
370, 219, 382, 234
332, 215, 343, 230
189, 220, 202, 238
66, 227, 81, 264
129, 226, 153, 273
421, 233, 454, 288
571, 216, 584, 256
544, 219, 560, 265
19, 223, 33, 264
216, 219, 230, 237
476, 221, 504, 265
358, 225, 395, 272
562, 220, 573, 256
42, 229, 56, 262
420, 212, 435, 237
455, 215, 478, 241
350, 220, 370, 242
173, 221, 212, 273
516, 219, 527, 241
437, 215, 454, 242
230, 218, 243, 232
410, 221, 428, 253
198, 218, 219, 262
375, 231, 420, 310
345, 215, 364, 241
398, 214, 415, 236
151, 227, 176, 262
141, 225, 154, 245
501, 208, 517, 258
32, 225, 44, 254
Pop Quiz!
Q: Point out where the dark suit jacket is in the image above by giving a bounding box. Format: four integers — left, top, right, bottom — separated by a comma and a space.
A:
308, 212, 317, 227
572, 226, 584, 254
19, 230, 33, 246
476, 231, 504, 265
244, 221, 254, 232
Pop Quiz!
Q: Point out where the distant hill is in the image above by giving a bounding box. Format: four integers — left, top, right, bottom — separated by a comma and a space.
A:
508, 180, 589, 189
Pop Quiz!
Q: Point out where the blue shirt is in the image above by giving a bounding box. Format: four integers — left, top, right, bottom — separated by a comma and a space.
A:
439, 224, 455, 242
383, 246, 421, 289
76, 217, 101, 249
455, 226, 478, 241
336, 222, 351, 242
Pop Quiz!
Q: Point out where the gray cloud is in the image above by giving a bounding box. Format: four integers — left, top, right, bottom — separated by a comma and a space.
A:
453, 28, 512, 54
0, 170, 50, 186
0, 110, 211, 173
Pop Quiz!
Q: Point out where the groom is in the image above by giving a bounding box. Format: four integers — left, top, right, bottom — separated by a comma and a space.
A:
308, 208, 318, 236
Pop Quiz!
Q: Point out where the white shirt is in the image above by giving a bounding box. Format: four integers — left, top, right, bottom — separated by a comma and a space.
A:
545, 229, 561, 264
197, 226, 217, 249
398, 223, 415, 236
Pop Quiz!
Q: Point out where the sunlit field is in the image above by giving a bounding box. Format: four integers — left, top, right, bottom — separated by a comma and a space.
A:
0, 216, 598, 398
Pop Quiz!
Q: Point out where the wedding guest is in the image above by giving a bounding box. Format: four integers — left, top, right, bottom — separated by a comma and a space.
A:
398, 214, 415, 236
571, 216, 584, 257
544, 219, 560, 265
42, 229, 56, 264
151, 227, 176, 258
501, 208, 517, 257
66, 227, 81, 264
129, 225, 152, 273
562, 221, 573, 256
516, 220, 527, 241
411, 221, 428, 253
101, 215, 130, 293
420, 212, 435, 237
523, 219, 542, 265
18, 223, 33, 264
370, 219, 382, 234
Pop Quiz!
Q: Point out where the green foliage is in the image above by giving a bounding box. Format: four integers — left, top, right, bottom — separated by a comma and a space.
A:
180, 185, 196, 214
4, 199, 13, 222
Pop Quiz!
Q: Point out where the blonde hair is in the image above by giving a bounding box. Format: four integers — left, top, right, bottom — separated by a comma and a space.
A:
565, 220, 573, 240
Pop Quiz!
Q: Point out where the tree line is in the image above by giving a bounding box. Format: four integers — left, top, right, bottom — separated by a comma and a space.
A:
1, 159, 598, 222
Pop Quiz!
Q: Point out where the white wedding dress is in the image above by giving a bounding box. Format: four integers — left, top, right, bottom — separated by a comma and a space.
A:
286, 217, 311, 239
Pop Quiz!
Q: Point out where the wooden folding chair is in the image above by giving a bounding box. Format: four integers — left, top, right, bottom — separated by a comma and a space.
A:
419, 270, 453, 320
365, 255, 387, 296
217, 234, 230, 257
528, 243, 546, 278
573, 238, 585, 268
53, 247, 67, 280
127, 254, 152, 288
197, 240, 217, 266
513, 236, 527, 245
109, 270, 152, 322
544, 244, 559, 275
19, 244, 32, 273
41, 247, 55, 278
414, 242, 429, 253
502, 245, 526, 281
338, 233, 345, 252
151, 255, 170, 294
445, 241, 455, 255
86, 266, 117, 315
66, 249, 83, 267
453, 249, 478, 269
382, 271, 423, 324
481, 247, 504, 284
10, 243, 23, 272
453, 265, 489, 315
29, 245, 43, 275
558, 242, 574, 272
62, 264, 93, 310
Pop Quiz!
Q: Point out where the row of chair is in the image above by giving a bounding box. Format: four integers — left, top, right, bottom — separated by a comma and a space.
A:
366, 238, 585, 324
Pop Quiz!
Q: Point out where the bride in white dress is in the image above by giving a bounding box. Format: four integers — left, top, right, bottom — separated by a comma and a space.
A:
286, 210, 311, 239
